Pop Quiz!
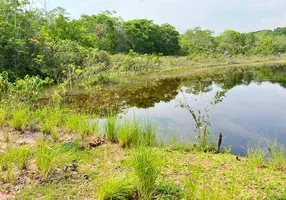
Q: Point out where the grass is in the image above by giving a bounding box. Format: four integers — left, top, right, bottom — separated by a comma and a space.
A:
133, 147, 161, 200
267, 140, 286, 170
118, 118, 157, 148
98, 177, 134, 200
104, 115, 118, 143
246, 144, 268, 167
0, 107, 7, 126
9, 106, 30, 131
0, 60, 286, 198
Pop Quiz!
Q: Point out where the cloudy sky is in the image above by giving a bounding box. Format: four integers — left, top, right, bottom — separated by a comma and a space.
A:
40, 0, 286, 34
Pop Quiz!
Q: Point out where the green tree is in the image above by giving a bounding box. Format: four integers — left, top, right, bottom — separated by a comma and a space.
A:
180, 27, 215, 55
215, 30, 244, 55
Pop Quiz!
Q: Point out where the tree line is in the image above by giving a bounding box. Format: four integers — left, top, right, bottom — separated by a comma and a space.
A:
1, 0, 286, 80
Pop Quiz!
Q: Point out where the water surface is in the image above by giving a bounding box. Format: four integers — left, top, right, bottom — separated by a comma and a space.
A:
122, 66, 286, 155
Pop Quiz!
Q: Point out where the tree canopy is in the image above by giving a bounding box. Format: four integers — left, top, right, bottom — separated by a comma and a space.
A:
1, 0, 286, 80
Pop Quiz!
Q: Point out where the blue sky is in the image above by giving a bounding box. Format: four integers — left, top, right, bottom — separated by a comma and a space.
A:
39, 0, 286, 34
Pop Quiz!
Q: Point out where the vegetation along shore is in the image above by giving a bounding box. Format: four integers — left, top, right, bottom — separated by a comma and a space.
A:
1, 1, 286, 199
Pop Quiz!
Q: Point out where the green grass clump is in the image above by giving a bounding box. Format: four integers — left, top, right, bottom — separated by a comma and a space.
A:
247, 144, 267, 167
118, 119, 136, 148
35, 141, 61, 179
140, 120, 157, 147
38, 107, 63, 135
133, 147, 161, 200
35, 141, 76, 180
118, 119, 157, 148
9, 107, 30, 131
65, 112, 97, 139
156, 182, 183, 200
98, 177, 134, 200
0, 107, 7, 126
0, 145, 31, 173
268, 140, 286, 170
104, 116, 118, 143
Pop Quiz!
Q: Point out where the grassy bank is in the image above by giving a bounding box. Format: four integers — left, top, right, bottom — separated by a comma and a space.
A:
1, 56, 286, 199
0, 103, 285, 199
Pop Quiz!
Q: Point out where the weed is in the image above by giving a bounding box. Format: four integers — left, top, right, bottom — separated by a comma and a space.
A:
118, 118, 157, 148
9, 106, 30, 131
0, 145, 31, 173
177, 90, 226, 151
0, 107, 7, 126
2, 130, 10, 142
98, 177, 134, 200
104, 115, 118, 143
35, 141, 59, 179
267, 140, 286, 170
156, 182, 183, 200
133, 147, 161, 200
247, 144, 267, 167
35, 141, 75, 180
139, 120, 157, 147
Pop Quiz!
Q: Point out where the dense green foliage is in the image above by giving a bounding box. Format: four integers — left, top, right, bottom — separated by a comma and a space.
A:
2, 0, 286, 82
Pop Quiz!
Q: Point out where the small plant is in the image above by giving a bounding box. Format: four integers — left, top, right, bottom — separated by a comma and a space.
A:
2, 130, 10, 142
76, 118, 92, 140
156, 182, 183, 199
0, 107, 7, 126
35, 141, 59, 179
267, 140, 286, 170
98, 177, 134, 200
118, 120, 133, 148
104, 115, 118, 143
247, 144, 267, 167
134, 147, 161, 200
3, 165, 17, 184
177, 90, 226, 151
9, 107, 30, 131
0, 145, 31, 173
140, 120, 157, 147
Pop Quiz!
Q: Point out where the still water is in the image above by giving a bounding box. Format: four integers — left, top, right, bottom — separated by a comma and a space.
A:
123, 67, 286, 155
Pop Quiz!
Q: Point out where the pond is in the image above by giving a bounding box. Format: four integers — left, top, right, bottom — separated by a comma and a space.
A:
121, 66, 286, 155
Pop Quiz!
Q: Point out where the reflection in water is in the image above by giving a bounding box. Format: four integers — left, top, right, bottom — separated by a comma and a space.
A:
123, 66, 286, 155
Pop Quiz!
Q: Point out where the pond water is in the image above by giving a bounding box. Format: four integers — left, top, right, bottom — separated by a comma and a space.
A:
122, 66, 286, 155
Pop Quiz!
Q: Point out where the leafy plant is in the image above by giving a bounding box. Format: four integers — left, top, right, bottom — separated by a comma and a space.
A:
177, 90, 226, 150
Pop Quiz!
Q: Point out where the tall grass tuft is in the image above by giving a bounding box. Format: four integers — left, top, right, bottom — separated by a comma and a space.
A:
247, 144, 267, 167
0, 145, 31, 173
133, 147, 161, 200
267, 140, 286, 170
98, 177, 134, 200
140, 120, 157, 147
104, 115, 118, 143
0, 107, 7, 126
9, 106, 30, 131
118, 118, 157, 148
35, 140, 60, 179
